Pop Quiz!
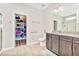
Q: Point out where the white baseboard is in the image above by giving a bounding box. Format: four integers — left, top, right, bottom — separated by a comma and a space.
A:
0, 41, 40, 54
27, 41, 40, 46
0, 47, 14, 54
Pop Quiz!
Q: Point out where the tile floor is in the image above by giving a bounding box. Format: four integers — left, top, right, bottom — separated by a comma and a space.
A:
0, 43, 56, 56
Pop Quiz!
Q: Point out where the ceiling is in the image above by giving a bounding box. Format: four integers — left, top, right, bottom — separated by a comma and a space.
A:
52, 3, 78, 17
10, 3, 79, 12
25, 3, 75, 11
25, 3, 52, 10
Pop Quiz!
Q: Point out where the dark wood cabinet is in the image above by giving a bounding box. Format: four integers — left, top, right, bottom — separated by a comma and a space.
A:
46, 33, 52, 51
46, 33, 79, 56
60, 40, 72, 56
59, 36, 73, 56
73, 44, 79, 56
73, 38, 79, 56
51, 34, 59, 54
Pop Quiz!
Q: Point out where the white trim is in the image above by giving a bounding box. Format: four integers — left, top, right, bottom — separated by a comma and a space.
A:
27, 41, 40, 46
0, 41, 40, 54
0, 47, 14, 54
0, 40, 41, 55
0, 13, 3, 51
12, 11, 29, 47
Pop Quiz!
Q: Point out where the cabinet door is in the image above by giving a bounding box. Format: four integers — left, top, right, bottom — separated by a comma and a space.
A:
51, 35, 59, 54
73, 44, 79, 56
60, 40, 72, 56
46, 34, 52, 51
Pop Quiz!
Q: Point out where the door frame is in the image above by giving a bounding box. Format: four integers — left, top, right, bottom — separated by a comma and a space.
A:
13, 12, 28, 47
0, 13, 3, 51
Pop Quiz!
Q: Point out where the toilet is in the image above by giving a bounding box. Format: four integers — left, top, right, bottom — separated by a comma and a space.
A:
39, 33, 46, 46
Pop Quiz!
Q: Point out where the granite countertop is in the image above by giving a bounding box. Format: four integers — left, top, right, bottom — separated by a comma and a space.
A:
46, 32, 79, 38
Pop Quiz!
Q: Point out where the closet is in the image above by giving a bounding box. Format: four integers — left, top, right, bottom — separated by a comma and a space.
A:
15, 14, 27, 46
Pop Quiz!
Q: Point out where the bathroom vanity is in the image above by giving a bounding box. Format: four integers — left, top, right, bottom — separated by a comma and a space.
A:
46, 32, 79, 56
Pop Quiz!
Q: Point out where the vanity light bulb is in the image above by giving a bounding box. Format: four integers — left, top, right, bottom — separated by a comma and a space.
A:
53, 9, 58, 13
66, 16, 76, 21
58, 6, 63, 11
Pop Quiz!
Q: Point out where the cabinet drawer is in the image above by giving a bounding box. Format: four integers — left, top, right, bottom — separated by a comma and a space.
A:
46, 33, 52, 36
46, 33, 52, 38
51, 34, 59, 39
60, 35, 72, 42
73, 37, 79, 44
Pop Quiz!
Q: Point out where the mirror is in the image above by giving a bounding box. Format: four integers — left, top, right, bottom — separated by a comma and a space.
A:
52, 4, 79, 33
61, 14, 76, 32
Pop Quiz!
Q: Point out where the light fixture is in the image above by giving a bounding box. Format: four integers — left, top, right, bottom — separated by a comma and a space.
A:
65, 16, 76, 21
58, 6, 63, 11
53, 5, 63, 13
53, 9, 58, 13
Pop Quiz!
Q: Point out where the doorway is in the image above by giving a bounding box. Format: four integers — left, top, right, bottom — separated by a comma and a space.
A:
0, 14, 2, 50
54, 20, 57, 31
15, 14, 27, 46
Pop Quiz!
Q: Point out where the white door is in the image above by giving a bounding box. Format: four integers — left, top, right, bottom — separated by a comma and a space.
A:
0, 14, 2, 50
0, 28, 2, 50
